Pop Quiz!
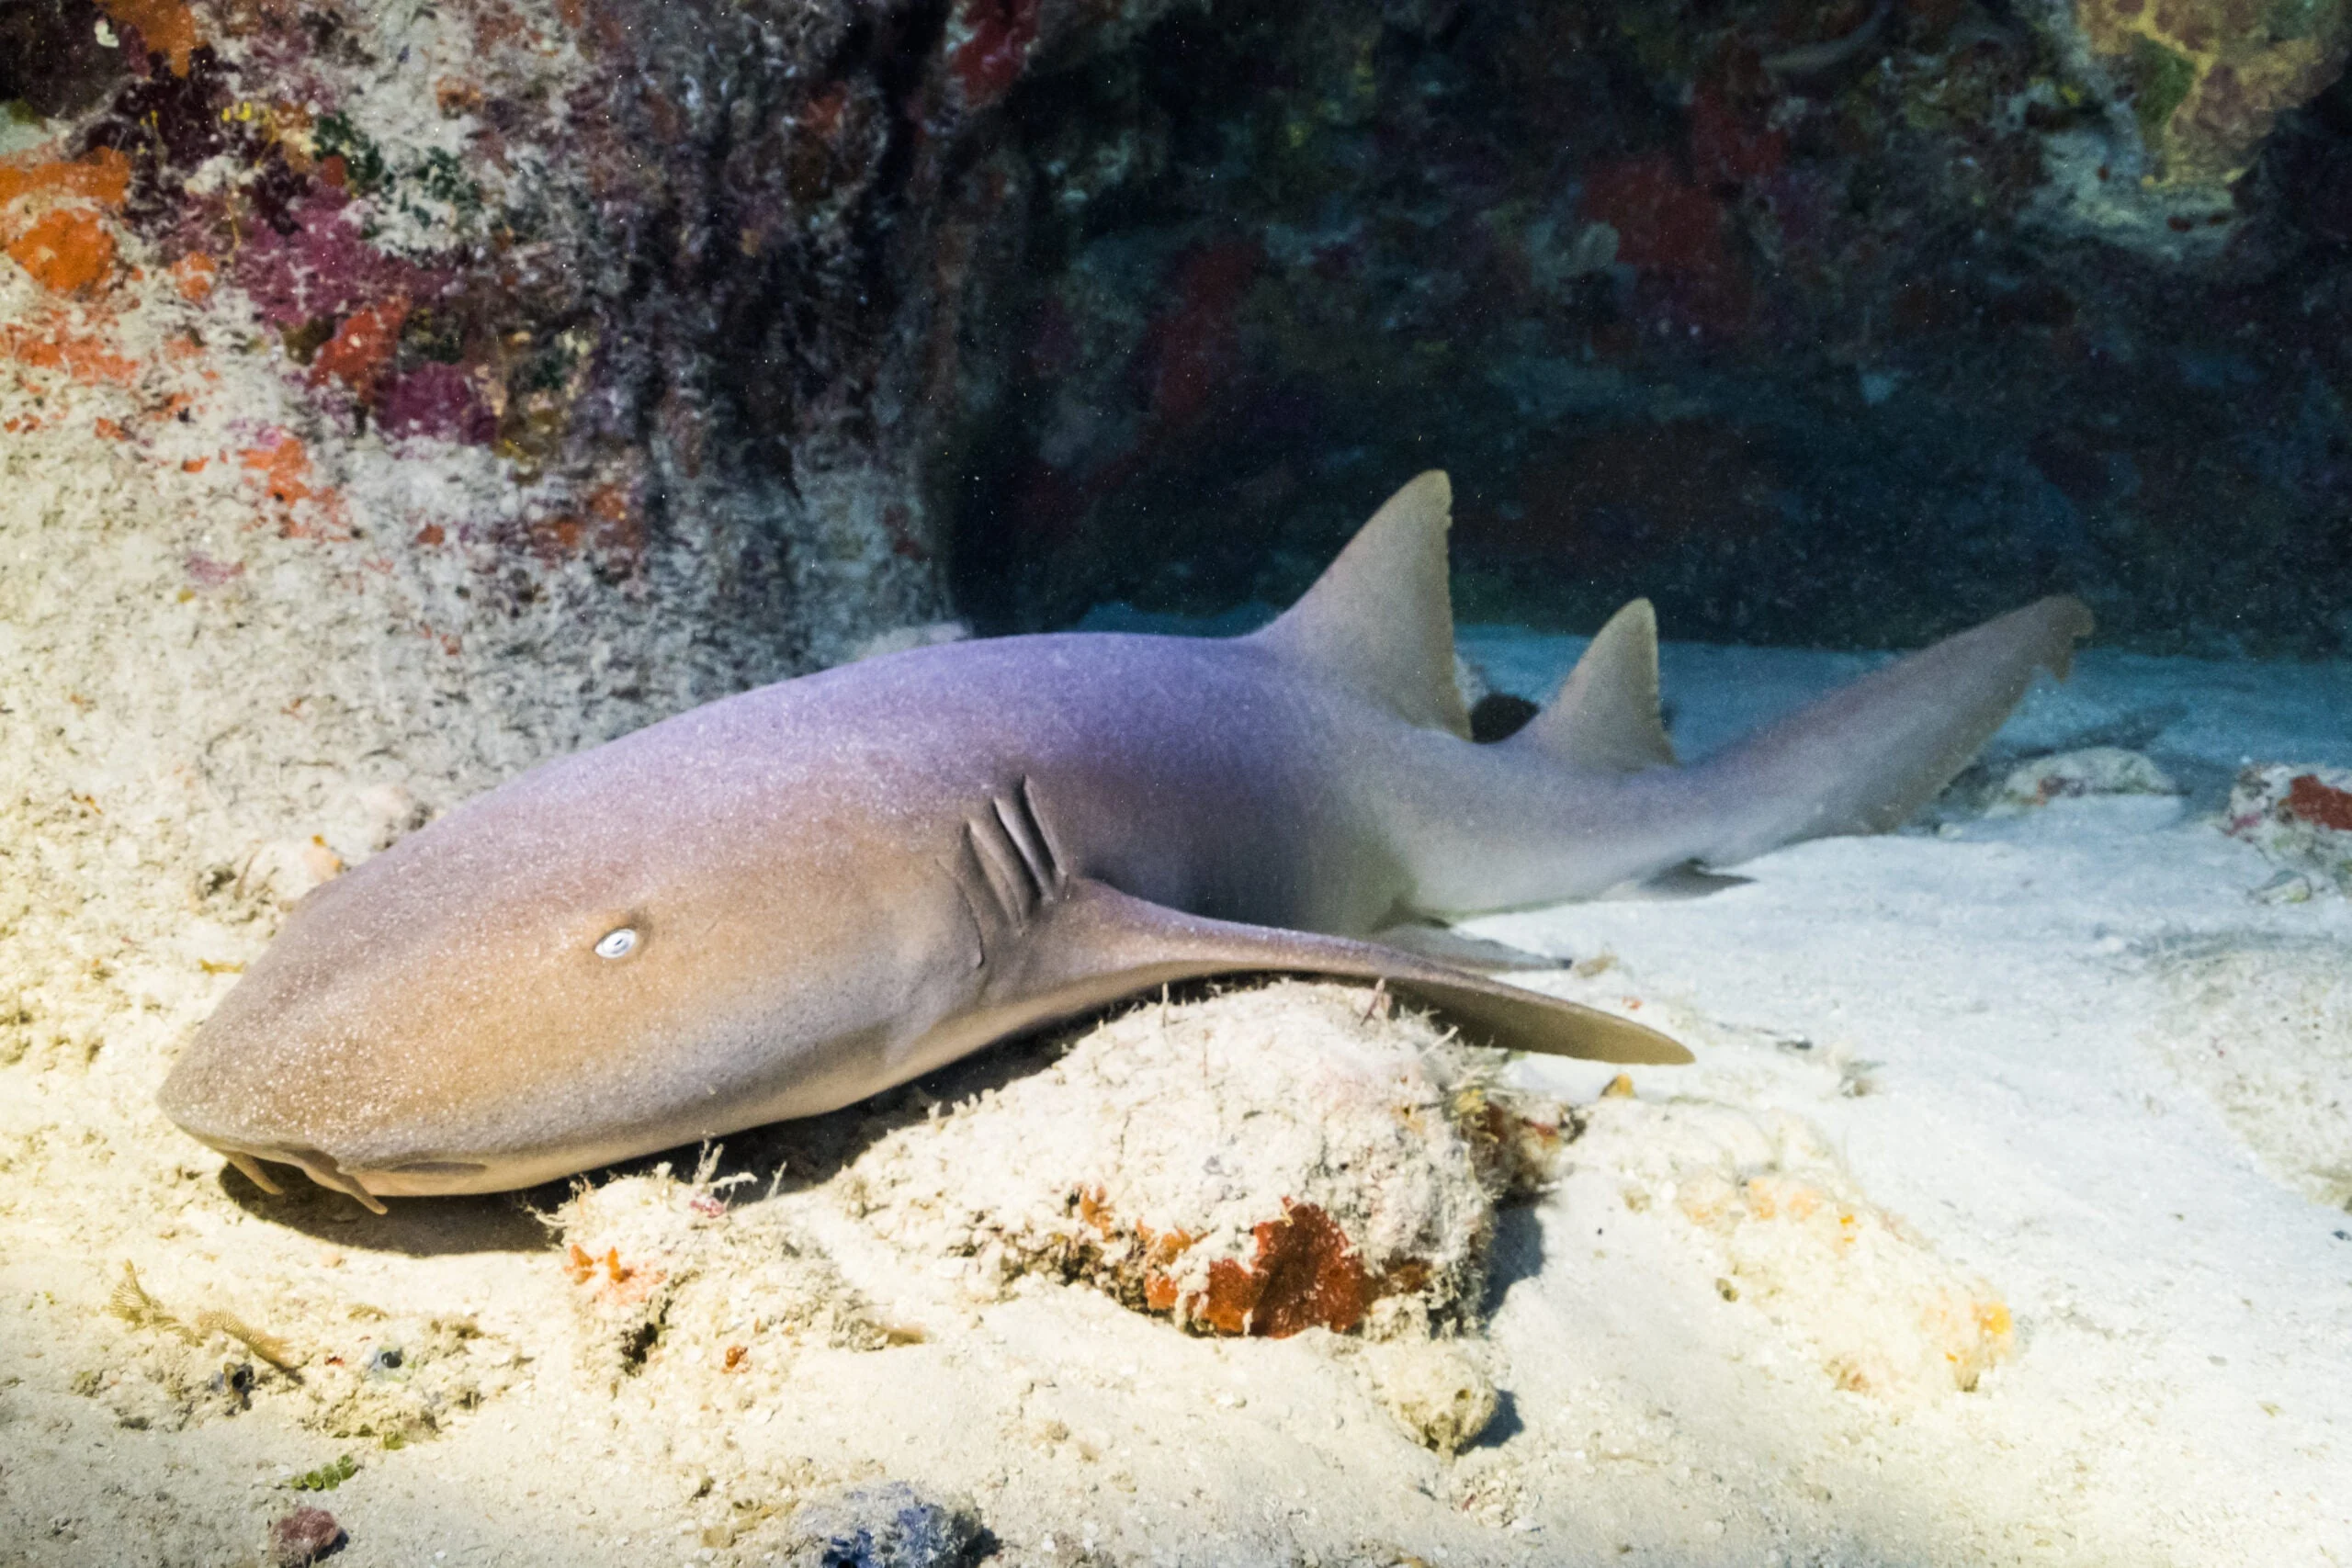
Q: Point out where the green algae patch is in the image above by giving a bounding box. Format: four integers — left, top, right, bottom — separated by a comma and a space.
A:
289, 1455, 359, 1492
2129, 36, 2199, 144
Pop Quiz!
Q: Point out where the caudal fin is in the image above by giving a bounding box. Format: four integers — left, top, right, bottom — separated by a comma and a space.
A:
1678, 595, 2094, 868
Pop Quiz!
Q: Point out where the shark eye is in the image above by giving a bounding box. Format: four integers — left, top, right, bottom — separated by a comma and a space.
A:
594, 927, 639, 960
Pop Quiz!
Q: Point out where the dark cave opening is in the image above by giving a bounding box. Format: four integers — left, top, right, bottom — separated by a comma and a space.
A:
942, 0, 2352, 656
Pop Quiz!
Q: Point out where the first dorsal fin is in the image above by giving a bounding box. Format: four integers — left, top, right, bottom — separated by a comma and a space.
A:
1514, 598, 1678, 773
1247, 471, 1471, 738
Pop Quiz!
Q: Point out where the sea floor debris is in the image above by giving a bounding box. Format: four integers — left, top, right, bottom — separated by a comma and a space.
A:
2227, 762, 2352, 897
268, 1505, 344, 1568
80, 1258, 519, 1442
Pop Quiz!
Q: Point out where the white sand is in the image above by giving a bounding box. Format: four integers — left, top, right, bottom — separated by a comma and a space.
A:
3, 612, 2350, 1565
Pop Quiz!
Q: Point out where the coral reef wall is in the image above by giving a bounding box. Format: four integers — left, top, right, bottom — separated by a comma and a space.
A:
4, 0, 1111, 665
936, 0, 2352, 656
0, 0, 1179, 1066
8, 0, 2352, 701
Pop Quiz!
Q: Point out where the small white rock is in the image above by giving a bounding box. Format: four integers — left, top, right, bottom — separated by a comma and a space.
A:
1355, 1339, 1498, 1454
1989, 747, 2177, 814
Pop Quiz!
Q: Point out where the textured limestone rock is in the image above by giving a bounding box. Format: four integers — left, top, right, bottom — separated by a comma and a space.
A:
935, 0, 2352, 659
1987, 747, 2180, 813
2073, 0, 2351, 183
554, 1164, 894, 1391
268, 1506, 345, 1568
1352, 1338, 1501, 1454
842, 980, 1572, 1339
780, 1483, 984, 1568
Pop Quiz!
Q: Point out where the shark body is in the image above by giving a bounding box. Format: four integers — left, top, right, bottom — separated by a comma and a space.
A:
159, 474, 2091, 1210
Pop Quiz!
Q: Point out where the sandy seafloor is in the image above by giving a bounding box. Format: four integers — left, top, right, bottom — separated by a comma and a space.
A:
4, 622, 2350, 1568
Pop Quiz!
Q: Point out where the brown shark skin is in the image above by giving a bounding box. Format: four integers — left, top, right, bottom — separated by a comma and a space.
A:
157, 475, 2090, 1204
157, 633, 1634, 1199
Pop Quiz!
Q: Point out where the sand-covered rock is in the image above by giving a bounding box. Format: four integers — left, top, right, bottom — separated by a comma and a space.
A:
842, 981, 1568, 1340
267, 1505, 345, 1568
1348, 1337, 1500, 1454
1988, 746, 2180, 814
554, 1161, 899, 1393
1571, 1097, 2016, 1398
2152, 937, 2352, 1208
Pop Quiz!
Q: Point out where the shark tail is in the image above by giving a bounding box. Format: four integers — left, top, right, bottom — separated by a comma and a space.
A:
1488, 592, 2093, 888
1670, 595, 2095, 867
1262, 471, 2091, 892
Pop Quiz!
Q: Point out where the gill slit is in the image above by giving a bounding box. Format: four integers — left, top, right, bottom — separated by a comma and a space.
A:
961, 775, 1067, 934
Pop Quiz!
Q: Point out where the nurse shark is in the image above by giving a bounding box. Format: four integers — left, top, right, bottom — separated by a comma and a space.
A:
160, 472, 2092, 1211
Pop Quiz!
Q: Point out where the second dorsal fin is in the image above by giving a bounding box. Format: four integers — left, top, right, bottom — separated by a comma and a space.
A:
1515, 598, 1678, 772
1247, 471, 1471, 738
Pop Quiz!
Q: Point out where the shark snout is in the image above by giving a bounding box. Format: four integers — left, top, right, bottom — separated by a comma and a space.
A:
171, 1107, 500, 1211
160, 1022, 424, 1213
162, 1011, 587, 1207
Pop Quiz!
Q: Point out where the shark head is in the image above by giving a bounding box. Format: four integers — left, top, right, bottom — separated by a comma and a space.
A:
158, 705, 972, 1209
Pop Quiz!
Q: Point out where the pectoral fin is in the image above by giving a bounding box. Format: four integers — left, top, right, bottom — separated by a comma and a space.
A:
955, 879, 1690, 1066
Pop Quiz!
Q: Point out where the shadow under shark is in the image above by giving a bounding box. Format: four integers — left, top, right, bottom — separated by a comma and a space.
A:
159, 472, 2091, 1211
